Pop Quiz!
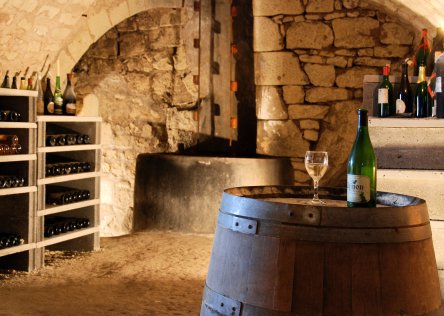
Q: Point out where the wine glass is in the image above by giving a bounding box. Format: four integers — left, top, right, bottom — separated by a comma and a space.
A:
305, 151, 328, 204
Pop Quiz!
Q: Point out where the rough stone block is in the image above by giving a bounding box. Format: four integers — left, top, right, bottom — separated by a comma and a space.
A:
304, 63, 336, 87
326, 56, 348, 68
253, 0, 304, 16
346, 11, 360, 18
316, 99, 361, 186
288, 104, 330, 119
299, 55, 325, 64
300, 119, 320, 130
87, 9, 112, 41
68, 26, 95, 63
305, 87, 350, 103
380, 22, 414, 45
374, 45, 411, 58
306, 0, 334, 13
287, 22, 334, 50
358, 48, 374, 56
254, 17, 284, 52
294, 170, 311, 182
354, 57, 391, 67
257, 120, 309, 157
149, 26, 182, 49
335, 49, 356, 56
343, 0, 360, 9
332, 17, 379, 48
336, 66, 379, 88
109, 1, 130, 26
303, 129, 319, 141
255, 52, 309, 85
119, 32, 145, 57
283, 85, 305, 104
324, 12, 346, 20
256, 86, 288, 119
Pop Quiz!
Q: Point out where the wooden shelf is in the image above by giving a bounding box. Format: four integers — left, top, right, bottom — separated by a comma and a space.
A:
0, 88, 37, 98
0, 154, 36, 162
37, 116, 102, 123
0, 122, 37, 129
38, 171, 101, 185
0, 186, 37, 196
0, 243, 36, 257
38, 199, 100, 216
38, 144, 100, 153
36, 226, 99, 248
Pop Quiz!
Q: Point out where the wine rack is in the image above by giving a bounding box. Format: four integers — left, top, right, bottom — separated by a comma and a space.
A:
0, 88, 39, 271
35, 116, 101, 259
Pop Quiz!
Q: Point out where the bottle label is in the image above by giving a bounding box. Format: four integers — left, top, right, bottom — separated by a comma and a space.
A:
378, 88, 388, 103
396, 99, 406, 114
66, 103, 76, 115
347, 174, 370, 203
54, 96, 63, 114
436, 77, 442, 93
46, 102, 54, 114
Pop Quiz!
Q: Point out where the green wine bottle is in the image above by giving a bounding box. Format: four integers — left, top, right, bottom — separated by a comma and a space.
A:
414, 66, 430, 117
53, 75, 63, 115
377, 66, 393, 117
414, 28, 431, 76
347, 109, 377, 208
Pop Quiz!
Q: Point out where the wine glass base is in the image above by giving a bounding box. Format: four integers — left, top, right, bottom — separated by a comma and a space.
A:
310, 198, 326, 205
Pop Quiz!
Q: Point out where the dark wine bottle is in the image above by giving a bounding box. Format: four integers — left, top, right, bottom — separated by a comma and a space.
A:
0, 134, 19, 145
396, 62, 413, 116
437, 74, 444, 118
414, 28, 431, 76
347, 109, 377, 208
62, 73, 76, 115
414, 66, 430, 117
44, 77, 54, 115
1, 70, 10, 88
377, 65, 393, 117
53, 76, 63, 115
11, 76, 17, 89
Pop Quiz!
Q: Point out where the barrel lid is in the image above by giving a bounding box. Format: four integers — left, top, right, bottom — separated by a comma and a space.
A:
220, 186, 429, 228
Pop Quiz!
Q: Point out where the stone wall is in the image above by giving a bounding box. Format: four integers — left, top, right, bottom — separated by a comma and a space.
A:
253, 0, 417, 186
74, 7, 198, 235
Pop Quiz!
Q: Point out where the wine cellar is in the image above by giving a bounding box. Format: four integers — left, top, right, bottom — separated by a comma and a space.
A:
2, 0, 444, 314
0, 88, 101, 271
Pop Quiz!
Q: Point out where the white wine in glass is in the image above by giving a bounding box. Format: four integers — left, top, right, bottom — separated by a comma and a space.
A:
305, 151, 328, 204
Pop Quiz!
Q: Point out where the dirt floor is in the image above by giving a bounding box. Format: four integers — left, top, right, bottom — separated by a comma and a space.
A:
0, 231, 214, 316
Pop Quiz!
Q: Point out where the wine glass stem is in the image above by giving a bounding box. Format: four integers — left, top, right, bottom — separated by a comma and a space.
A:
313, 179, 320, 200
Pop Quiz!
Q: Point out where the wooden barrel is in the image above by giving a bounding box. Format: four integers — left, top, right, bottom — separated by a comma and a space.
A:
200, 186, 443, 316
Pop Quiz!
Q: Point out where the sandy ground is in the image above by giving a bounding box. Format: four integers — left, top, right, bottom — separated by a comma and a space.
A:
0, 231, 214, 316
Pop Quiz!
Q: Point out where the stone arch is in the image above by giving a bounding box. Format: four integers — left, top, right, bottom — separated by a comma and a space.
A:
56, 0, 185, 77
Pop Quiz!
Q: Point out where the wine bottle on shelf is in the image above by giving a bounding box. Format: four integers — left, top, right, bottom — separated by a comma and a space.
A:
53, 76, 63, 115
414, 65, 430, 117
11, 75, 18, 89
347, 109, 377, 208
0, 111, 21, 122
20, 77, 27, 90
0, 134, 19, 145
377, 65, 394, 117
1, 70, 10, 88
34, 72, 45, 115
26, 78, 33, 90
396, 62, 413, 116
46, 134, 66, 146
62, 73, 76, 115
44, 77, 54, 115
414, 28, 431, 76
